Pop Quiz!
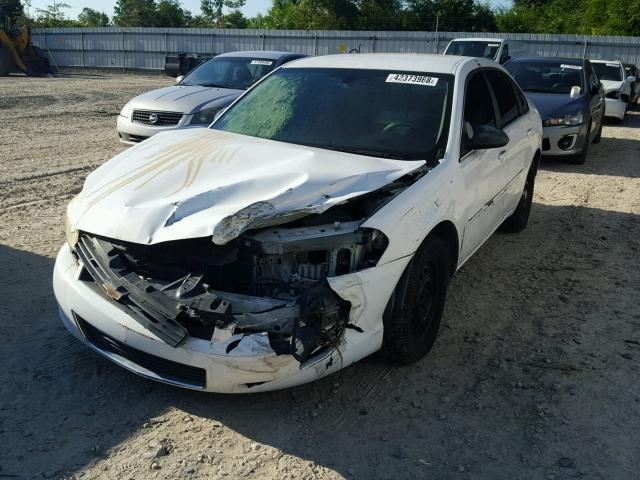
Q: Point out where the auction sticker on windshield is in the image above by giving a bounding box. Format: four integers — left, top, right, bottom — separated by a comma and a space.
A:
561, 64, 582, 70
386, 74, 439, 86
251, 60, 273, 65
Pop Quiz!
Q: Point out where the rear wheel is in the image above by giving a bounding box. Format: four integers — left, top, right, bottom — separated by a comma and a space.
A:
500, 157, 537, 233
382, 235, 449, 364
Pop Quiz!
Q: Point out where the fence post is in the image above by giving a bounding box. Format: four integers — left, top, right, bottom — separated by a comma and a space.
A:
261, 34, 265, 51
81, 30, 85, 69
313, 35, 318, 56
121, 31, 125, 70
371, 35, 376, 53
582, 37, 588, 58
210, 31, 214, 55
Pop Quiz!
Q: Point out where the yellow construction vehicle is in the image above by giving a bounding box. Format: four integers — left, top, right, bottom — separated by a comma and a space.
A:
0, 6, 51, 76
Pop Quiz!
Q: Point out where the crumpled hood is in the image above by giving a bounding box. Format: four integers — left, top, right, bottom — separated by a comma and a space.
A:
600, 80, 624, 94
130, 85, 243, 114
69, 129, 425, 245
524, 92, 586, 120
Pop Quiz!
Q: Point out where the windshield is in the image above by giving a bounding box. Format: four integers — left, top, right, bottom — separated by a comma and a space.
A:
444, 41, 500, 60
592, 62, 623, 82
213, 68, 453, 161
505, 60, 585, 94
180, 57, 276, 90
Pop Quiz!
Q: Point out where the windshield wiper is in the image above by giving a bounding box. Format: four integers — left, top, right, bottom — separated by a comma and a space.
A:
523, 88, 550, 93
199, 82, 240, 89
322, 145, 409, 160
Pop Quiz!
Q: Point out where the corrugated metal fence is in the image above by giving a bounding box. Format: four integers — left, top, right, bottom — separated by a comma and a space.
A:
32, 28, 640, 71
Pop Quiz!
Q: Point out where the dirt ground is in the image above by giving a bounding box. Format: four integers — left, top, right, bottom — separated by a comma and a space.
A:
0, 70, 639, 480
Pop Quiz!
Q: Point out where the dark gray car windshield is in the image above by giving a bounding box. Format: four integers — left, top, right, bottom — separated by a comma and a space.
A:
213, 68, 453, 161
592, 63, 623, 82
445, 41, 500, 60
180, 57, 276, 89
505, 60, 585, 94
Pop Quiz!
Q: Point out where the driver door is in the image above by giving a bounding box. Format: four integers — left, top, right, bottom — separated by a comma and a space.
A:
459, 70, 506, 261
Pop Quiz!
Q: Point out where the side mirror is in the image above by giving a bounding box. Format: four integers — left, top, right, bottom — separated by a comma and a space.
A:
464, 123, 509, 150
628, 75, 637, 83
176, 75, 184, 84
570, 86, 581, 98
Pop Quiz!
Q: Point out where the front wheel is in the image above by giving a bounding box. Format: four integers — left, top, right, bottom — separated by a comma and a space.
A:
567, 123, 591, 164
382, 235, 450, 364
592, 120, 603, 144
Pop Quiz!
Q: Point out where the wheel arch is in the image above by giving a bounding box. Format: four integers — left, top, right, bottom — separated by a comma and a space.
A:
428, 220, 460, 277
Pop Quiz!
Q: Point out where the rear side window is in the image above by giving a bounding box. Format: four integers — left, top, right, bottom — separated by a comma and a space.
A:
485, 69, 520, 126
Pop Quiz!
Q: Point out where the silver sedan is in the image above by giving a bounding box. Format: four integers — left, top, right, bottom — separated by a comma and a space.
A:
117, 51, 306, 145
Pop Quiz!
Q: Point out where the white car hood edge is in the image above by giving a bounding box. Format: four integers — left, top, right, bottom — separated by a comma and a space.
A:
69, 129, 426, 245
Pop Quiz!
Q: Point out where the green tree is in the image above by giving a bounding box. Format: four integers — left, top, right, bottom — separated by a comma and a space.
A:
0, 0, 25, 30
113, 0, 157, 26
77, 7, 110, 26
156, 0, 191, 27
197, 0, 246, 27
33, 1, 77, 27
406, 0, 496, 31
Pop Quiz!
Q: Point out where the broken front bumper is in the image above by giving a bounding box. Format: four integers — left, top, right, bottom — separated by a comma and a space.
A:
53, 243, 410, 393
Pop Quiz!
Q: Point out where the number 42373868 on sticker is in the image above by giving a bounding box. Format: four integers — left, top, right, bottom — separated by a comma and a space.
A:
385, 73, 439, 86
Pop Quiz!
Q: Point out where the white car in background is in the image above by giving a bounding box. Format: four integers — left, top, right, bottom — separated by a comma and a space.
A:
443, 38, 524, 65
591, 59, 636, 121
116, 51, 306, 145
55, 54, 542, 393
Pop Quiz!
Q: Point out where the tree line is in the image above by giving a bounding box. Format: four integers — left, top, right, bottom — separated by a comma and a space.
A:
1, 0, 638, 35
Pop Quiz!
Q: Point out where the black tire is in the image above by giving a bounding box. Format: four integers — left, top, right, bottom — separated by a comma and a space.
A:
0, 44, 14, 77
382, 235, 450, 364
500, 157, 537, 233
567, 123, 591, 165
592, 120, 603, 144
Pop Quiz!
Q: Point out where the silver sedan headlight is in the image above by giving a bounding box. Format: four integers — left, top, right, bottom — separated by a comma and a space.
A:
189, 107, 219, 126
542, 111, 583, 127
65, 194, 80, 250
119, 102, 132, 119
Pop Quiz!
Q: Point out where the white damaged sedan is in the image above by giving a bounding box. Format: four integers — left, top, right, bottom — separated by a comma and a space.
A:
54, 54, 542, 393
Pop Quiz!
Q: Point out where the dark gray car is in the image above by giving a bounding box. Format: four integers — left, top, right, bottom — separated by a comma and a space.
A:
505, 56, 605, 164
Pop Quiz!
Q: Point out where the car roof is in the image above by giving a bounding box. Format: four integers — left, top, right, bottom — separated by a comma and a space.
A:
508, 56, 586, 64
216, 51, 303, 60
449, 37, 503, 43
283, 53, 476, 74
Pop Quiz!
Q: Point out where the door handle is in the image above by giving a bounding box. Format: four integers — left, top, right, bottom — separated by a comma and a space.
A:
526, 128, 533, 136
498, 150, 508, 160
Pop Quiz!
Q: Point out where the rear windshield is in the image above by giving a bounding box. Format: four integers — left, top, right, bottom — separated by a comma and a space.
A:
180, 57, 276, 90
592, 62, 623, 82
213, 68, 453, 162
505, 60, 584, 94
444, 41, 500, 60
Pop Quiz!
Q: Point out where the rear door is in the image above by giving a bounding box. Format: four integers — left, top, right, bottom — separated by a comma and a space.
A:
484, 68, 533, 216
459, 69, 506, 260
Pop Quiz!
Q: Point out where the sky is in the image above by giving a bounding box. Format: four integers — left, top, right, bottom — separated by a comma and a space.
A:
26, 0, 273, 20
27, 0, 508, 21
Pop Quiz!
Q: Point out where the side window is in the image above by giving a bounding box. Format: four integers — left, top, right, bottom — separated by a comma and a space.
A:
485, 69, 520, 126
513, 81, 529, 115
500, 44, 510, 64
589, 65, 599, 93
462, 71, 497, 157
